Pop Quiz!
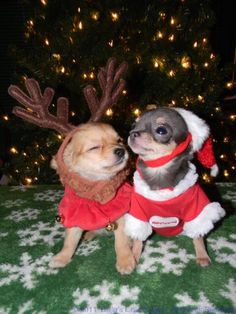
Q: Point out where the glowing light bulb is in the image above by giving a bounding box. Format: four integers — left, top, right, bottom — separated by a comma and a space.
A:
10, 147, 18, 154
83, 73, 87, 79
108, 40, 114, 47
122, 90, 127, 95
44, 38, 49, 46
226, 82, 233, 89
181, 56, 191, 69
204, 62, 209, 67
193, 41, 198, 48
202, 173, 211, 183
79, 21, 83, 30
169, 70, 175, 77
198, 95, 204, 102
157, 31, 163, 39
210, 53, 215, 59
91, 12, 99, 20
52, 53, 61, 61
159, 12, 166, 19
224, 170, 229, 177
170, 17, 175, 25
106, 108, 113, 116
3, 115, 9, 121
230, 114, 236, 121
60, 66, 65, 73
25, 177, 32, 184
133, 108, 141, 116
168, 34, 175, 41
40, 0, 47, 5
111, 12, 119, 21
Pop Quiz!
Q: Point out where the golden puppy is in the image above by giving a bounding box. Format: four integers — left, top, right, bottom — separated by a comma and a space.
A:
50, 122, 136, 274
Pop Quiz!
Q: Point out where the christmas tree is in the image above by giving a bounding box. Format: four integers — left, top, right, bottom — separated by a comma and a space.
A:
2, 0, 235, 184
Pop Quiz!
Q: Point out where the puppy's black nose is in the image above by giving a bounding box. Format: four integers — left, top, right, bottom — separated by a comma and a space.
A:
114, 148, 125, 158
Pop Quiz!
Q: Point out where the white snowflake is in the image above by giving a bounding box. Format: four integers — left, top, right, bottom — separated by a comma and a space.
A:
220, 278, 236, 308
221, 191, 236, 203
70, 280, 144, 314
0, 300, 46, 314
18, 300, 46, 314
9, 185, 35, 192
5, 207, 40, 222
208, 234, 236, 268
0, 232, 8, 238
137, 239, 194, 275
2, 199, 26, 208
0, 252, 58, 290
17, 221, 64, 246
174, 291, 224, 314
0, 307, 10, 314
216, 183, 236, 188
34, 189, 64, 202
76, 240, 101, 256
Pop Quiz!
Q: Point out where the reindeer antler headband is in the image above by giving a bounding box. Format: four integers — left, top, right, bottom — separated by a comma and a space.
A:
8, 58, 128, 134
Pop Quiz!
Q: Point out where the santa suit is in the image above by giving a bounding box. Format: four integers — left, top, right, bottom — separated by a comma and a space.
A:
125, 163, 225, 241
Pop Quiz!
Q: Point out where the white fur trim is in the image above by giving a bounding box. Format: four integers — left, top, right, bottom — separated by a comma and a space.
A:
183, 202, 225, 238
124, 214, 152, 241
174, 108, 210, 152
210, 164, 219, 177
134, 162, 198, 201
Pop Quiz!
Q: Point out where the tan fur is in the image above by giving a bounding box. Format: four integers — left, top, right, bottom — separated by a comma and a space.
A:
49, 122, 136, 274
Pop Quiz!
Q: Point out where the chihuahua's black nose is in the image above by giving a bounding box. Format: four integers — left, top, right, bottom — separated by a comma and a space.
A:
114, 148, 125, 157
130, 131, 140, 139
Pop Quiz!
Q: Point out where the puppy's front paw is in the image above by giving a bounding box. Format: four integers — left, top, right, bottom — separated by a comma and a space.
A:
116, 254, 136, 275
196, 257, 211, 267
49, 254, 71, 268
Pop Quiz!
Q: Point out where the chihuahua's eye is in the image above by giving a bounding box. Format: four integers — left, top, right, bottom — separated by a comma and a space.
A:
156, 126, 168, 135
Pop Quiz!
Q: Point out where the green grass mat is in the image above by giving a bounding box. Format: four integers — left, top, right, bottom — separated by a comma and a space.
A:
0, 183, 235, 314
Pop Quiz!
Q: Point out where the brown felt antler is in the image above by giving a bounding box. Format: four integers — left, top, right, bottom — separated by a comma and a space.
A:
8, 79, 74, 135
84, 57, 128, 122
8, 58, 128, 134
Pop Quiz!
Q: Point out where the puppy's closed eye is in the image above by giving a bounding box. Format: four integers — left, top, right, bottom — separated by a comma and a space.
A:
88, 146, 101, 151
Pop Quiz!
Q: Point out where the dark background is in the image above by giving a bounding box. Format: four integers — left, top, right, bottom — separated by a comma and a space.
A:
0, 1, 235, 111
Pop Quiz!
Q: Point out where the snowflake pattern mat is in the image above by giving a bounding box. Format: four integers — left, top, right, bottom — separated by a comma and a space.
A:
0, 184, 236, 314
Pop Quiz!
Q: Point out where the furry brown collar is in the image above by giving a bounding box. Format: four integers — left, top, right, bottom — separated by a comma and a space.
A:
54, 127, 129, 204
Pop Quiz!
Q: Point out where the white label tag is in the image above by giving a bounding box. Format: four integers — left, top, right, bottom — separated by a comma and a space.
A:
149, 216, 179, 228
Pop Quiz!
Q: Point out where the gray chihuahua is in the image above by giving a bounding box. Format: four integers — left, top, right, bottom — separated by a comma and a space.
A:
125, 107, 225, 267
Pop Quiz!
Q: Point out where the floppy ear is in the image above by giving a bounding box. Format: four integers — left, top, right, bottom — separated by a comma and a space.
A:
174, 108, 210, 152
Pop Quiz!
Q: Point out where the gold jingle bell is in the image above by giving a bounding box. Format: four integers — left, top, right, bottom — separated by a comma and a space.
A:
105, 222, 118, 232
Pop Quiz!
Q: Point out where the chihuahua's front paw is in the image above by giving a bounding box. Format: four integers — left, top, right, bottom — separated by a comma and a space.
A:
49, 254, 71, 268
116, 254, 136, 275
196, 256, 211, 267
132, 240, 143, 263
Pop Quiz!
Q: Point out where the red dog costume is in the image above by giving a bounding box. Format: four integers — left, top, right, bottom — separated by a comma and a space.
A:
125, 108, 225, 241
55, 127, 132, 231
